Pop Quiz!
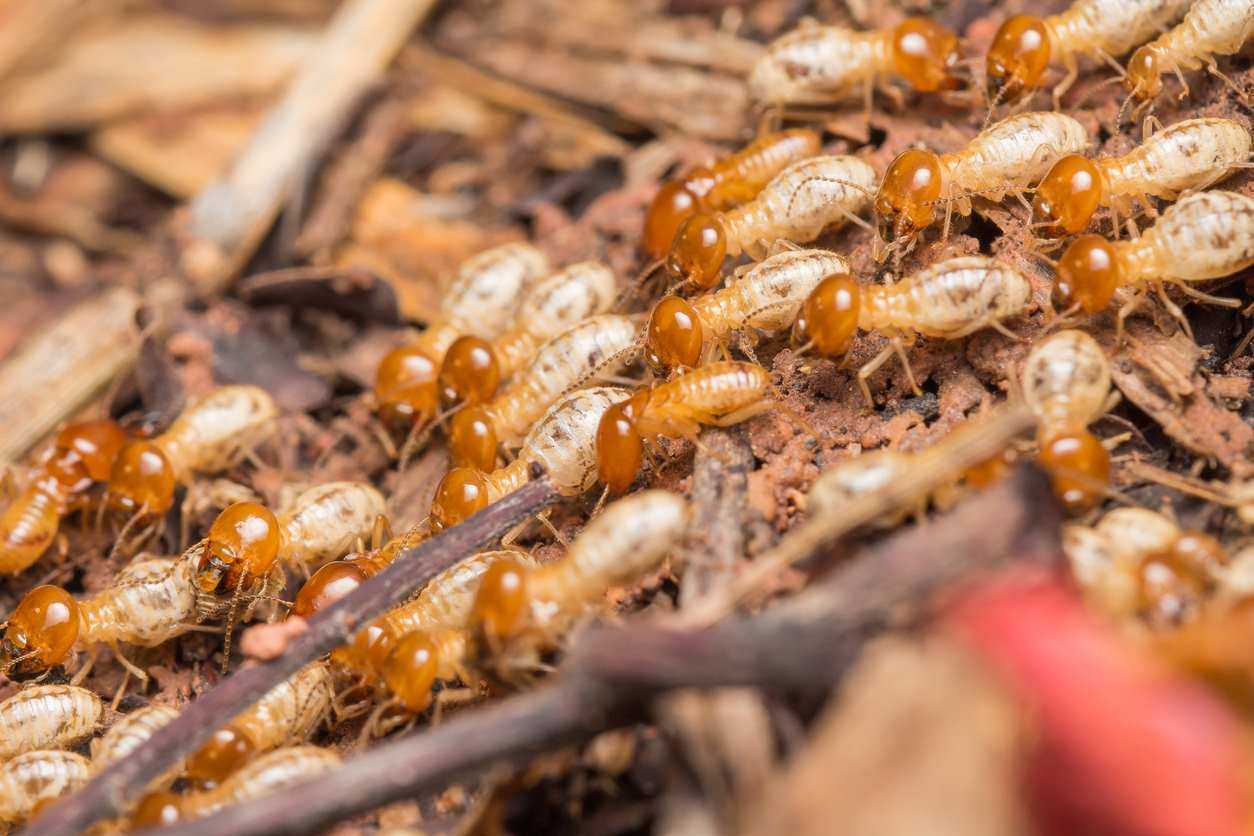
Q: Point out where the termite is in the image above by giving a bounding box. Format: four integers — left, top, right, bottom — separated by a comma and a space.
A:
802, 448, 917, 528
643, 130, 822, 259
1033, 117, 1252, 236
432, 386, 631, 530
874, 112, 1089, 245
0, 750, 91, 825
985, 0, 1192, 107
1021, 330, 1115, 512
791, 256, 1032, 408
668, 155, 877, 289
446, 315, 639, 472
275, 482, 387, 570
1123, 0, 1254, 115
186, 660, 333, 788
0, 419, 126, 574
438, 261, 618, 407
1052, 190, 1254, 335
596, 361, 780, 495
374, 243, 550, 428
107, 385, 279, 517
749, 18, 963, 109
646, 248, 849, 372
292, 519, 433, 620
0, 685, 102, 761
91, 704, 182, 784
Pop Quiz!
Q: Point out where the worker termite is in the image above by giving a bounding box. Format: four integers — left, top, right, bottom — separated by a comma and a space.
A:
596, 361, 782, 495
107, 385, 279, 518
1033, 117, 1252, 236
1122, 0, 1254, 117
0, 419, 126, 575
0, 685, 102, 761
432, 386, 631, 530
0, 750, 91, 825
374, 243, 550, 429
275, 482, 387, 570
874, 112, 1088, 245
985, 0, 1192, 108
438, 261, 618, 407
446, 315, 639, 472
1052, 190, 1254, 336
646, 248, 850, 371
186, 660, 333, 788
91, 704, 182, 787
749, 18, 963, 109
643, 129, 822, 260
791, 256, 1032, 408
667, 155, 877, 289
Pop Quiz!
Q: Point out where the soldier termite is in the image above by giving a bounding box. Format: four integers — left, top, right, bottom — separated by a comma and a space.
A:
667, 155, 877, 289
0, 750, 91, 825
791, 256, 1032, 408
0, 685, 102, 762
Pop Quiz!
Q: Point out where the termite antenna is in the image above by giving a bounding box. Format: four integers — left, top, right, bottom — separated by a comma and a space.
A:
982, 78, 1010, 131
0, 649, 37, 676
1114, 88, 1137, 129
620, 259, 665, 310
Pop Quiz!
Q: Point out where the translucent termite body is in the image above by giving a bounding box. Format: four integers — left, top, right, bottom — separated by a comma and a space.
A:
275, 482, 387, 569
374, 243, 550, 428
0, 419, 126, 574
749, 18, 962, 107
875, 112, 1089, 243
1033, 117, 1252, 234
643, 130, 821, 259
668, 155, 877, 288
447, 315, 639, 471
0, 685, 102, 761
986, 0, 1192, 104
804, 449, 916, 528
646, 249, 850, 371
0, 750, 91, 824
108, 385, 279, 517
596, 362, 775, 495
1053, 190, 1254, 318
792, 256, 1032, 407
432, 387, 631, 530
438, 261, 618, 407
1124, 0, 1254, 107
91, 704, 182, 781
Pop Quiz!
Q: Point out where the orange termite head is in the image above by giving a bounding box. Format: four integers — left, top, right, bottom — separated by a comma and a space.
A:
43, 419, 128, 493
643, 180, 702, 260
1, 585, 80, 675
891, 17, 963, 92
438, 335, 501, 408
595, 390, 650, 495
292, 559, 373, 618
132, 791, 184, 828
1054, 234, 1121, 314
985, 15, 1051, 99
666, 213, 727, 289
186, 724, 256, 788
448, 405, 499, 472
430, 467, 490, 531
792, 272, 861, 358
1032, 155, 1104, 236
194, 501, 281, 596
108, 440, 176, 517
1037, 428, 1110, 513
382, 631, 440, 713
472, 558, 531, 642
1124, 45, 1164, 101
645, 296, 704, 372
874, 149, 943, 243
374, 343, 440, 428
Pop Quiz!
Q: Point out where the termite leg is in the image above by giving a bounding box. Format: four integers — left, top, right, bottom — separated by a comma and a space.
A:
112, 670, 132, 711
735, 332, 760, 367
1115, 291, 1144, 342
1154, 282, 1193, 340
108, 639, 148, 682
705, 401, 774, 429
857, 345, 896, 410
1175, 282, 1241, 308
1172, 64, 1191, 101
891, 337, 922, 396
70, 647, 98, 686
432, 687, 479, 726
989, 319, 1027, 342
1053, 52, 1080, 110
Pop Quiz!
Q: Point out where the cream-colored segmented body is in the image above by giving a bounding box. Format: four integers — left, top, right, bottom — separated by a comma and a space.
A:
749, 26, 889, 105
862, 257, 1032, 338
639, 362, 773, 440
78, 556, 197, 648
156, 385, 279, 480
1120, 190, 1254, 283
944, 113, 1089, 207
492, 262, 618, 377
1044, 0, 1192, 61
92, 705, 181, 768
1064, 507, 1186, 615
806, 450, 913, 518
1138, 0, 1254, 79
0, 750, 91, 823
179, 746, 342, 821
1021, 330, 1112, 432
1101, 118, 1251, 207
485, 315, 639, 445
486, 387, 632, 499
0, 686, 101, 761
231, 661, 333, 753
721, 156, 877, 258
277, 482, 387, 568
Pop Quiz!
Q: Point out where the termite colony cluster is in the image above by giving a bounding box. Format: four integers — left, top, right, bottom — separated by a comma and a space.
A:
2, 0, 1252, 831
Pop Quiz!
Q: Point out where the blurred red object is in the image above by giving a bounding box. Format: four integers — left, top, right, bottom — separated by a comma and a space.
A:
949, 571, 1246, 836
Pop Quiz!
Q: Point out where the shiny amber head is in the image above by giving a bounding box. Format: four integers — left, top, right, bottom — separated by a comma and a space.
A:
439, 336, 501, 408
186, 725, 256, 787
472, 558, 531, 642
448, 405, 498, 472
1037, 429, 1109, 513
382, 631, 440, 713
646, 296, 704, 371
195, 501, 281, 596
1171, 531, 1228, 573
666, 213, 726, 289
1138, 548, 1208, 623
430, 467, 490, 531
792, 272, 860, 357
108, 440, 176, 516
293, 559, 371, 618
1054, 234, 1121, 314
1124, 46, 1163, 101
644, 181, 701, 260
875, 149, 943, 242
375, 344, 440, 427
891, 18, 962, 92
348, 621, 398, 675
1033, 155, 1103, 235
1, 585, 80, 674
46, 419, 127, 491
596, 391, 649, 495
986, 15, 1051, 97
132, 791, 184, 828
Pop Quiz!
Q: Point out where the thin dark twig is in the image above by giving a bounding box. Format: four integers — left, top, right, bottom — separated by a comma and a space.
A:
28, 477, 559, 836
151, 466, 1061, 836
